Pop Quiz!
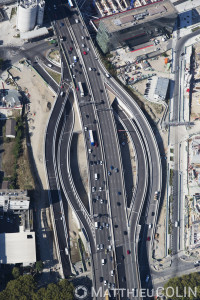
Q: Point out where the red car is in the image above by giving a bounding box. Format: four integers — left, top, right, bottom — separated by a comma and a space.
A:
83, 51, 87, 55
70, 47, 73, 51
127, 250, 130, 255
147, 236, 150, 241
76, 87, 79, 91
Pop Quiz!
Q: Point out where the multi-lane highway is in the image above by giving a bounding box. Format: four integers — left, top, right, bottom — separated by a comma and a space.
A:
44, 1, 163, 298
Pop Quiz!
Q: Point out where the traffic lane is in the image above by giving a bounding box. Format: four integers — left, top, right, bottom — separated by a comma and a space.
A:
33, 63, 59, 91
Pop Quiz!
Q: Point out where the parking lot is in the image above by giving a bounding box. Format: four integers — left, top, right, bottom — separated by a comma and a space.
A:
0, 213, 21, 233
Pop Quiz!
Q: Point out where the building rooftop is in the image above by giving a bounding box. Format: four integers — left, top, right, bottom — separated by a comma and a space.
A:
95, 0, 177, 33
6, 118, 16, 138
0, 230, 36, 265
154, 77, 169, 100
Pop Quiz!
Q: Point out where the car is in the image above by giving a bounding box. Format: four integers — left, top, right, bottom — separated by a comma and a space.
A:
90, 161, 93, 166
112, 283, 115, 288
60, 22, 64, 27
100, 89, 103, 93
0, 215, 3, 219
92, 68, 96, 71
148, 223, 152, 229
100, 199, 104, 204
121, 254, 125, 260
104, 280, 107, 286
117, 202, 121, 206
147, 236, 150, 241
145, 275, 150, 283
87, 48, 90, 51
81, 44, 85, 48
88, 149, 92, 154
99, 187, 102, 191
93, 161, 97, 165
122, 276, 126, 282
114, 224, 118, 228
86, 114, 89, 118
108, 283, 111, 288
96, 195, 100, 200
70, 47, 73, 51
151, 212, 155, 216
108, 236, 111, 241
84, 126, 88, 131
83, 51, 87, 55
110, 256, 113, 261
92, 187, 96, 192
95, 57, 98, 60
96, 160, 99, 165
97, 244, 100, 250
118, 191, 121, 195
105, 73, 110, 78
89, 67, 92, 71
106, 223, 109, 228
102, 222, 106, 227
108, 171, 111, 176
100, 161, 103, 165
127, 250, 130, 255
100, 244, 104, 249
99, 277, 103, 282
93, 198, 96, 203
114, 168, 118, 173
124, 231, 127, 235
99, 225, 103, 230
175, 221, 178, 227
97, 72, 100, 76
81, 36, 84, 39
110, 165, 114, 170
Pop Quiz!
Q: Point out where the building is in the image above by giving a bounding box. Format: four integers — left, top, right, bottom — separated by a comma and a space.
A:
0, 190, 30, 214
95, 0, 177, 53
5, 119, 16, 138
16, 0, 45, 33
154, 77, 169, 101
0, 227, 36, 266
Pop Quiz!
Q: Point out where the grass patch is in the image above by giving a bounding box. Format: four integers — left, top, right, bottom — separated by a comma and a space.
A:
191, 26, 200, 32
44, 67, 61, 84
169, 169, 174, 186
2, 116, 34, 189
10, 7, 17, 19
170, 156, 174, 161
170, 148, 174, 153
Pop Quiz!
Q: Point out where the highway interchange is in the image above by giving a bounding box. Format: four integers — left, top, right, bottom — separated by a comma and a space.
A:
42, 0, 163, 298
4, 0, 198, 299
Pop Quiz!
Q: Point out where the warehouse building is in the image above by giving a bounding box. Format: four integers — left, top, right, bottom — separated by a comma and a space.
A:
96, 0, 178, 53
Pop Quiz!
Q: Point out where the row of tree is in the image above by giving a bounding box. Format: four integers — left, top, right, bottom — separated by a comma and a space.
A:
0, 275, 74, 300
163, 272, 200, 299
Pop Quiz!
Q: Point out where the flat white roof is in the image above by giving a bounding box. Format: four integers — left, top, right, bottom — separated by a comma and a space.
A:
0, 232, 36, 264
21, 27, 48, 40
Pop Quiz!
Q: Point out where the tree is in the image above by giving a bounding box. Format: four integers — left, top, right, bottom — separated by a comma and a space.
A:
164, 273, 200, 299
0, 275, 36, 299
12, 267, 20, 279
35, 261, 44, 273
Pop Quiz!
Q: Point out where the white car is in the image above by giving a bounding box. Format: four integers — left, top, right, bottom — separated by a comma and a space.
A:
92, 187, 96, 192
148, 223, 152, 229
89, 67, 92, 71
104, 280, 107, 286
99, 187, 102, 191
97, 244, 100, 251
84, 126, 88, 131
105, 73, 110, 78
175, 221, 178, 227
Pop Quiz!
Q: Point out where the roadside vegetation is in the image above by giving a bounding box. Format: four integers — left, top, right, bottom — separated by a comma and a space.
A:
2, 115, 34, 190
0, 274, 74, 300
44, 67, 61, 85
163, 273, 200, 299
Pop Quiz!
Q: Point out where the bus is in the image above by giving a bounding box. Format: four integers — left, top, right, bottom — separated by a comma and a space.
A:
78, 82, 84, 97
68, 0, 74, 7
89, 130, 95, 146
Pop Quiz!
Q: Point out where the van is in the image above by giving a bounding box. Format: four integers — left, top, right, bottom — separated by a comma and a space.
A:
48, 64, 52, 68
95, 173, 98, 180
95, 222, 99, 229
